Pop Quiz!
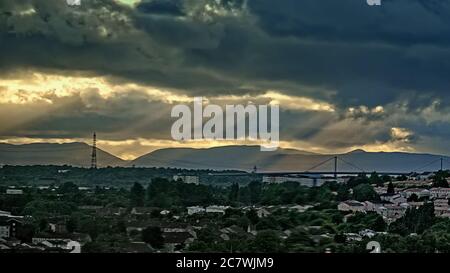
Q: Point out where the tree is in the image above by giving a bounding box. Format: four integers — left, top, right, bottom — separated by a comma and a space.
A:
407, 193, 419, 202
432, 171, 449, 188
336, 186, 350, 201
246, 209, 259, 225
347, 175, 370, 188
346, 212, 386, 232
389, 203, 435, 235
130, 182, 145, 207
16, 224, 35, 243
59, 182, 79, 194
381, 175, 392, 183
397, 175, 408, 181
369, 172, 383, 186
39, 218, 48, 232
372, 215, 388, 232
66, 217, 78, 233
352, 184, 379, 202
251, 230, 282, 252
247, 181, 262, 204
285, 227, 314, 249
228, 183, 240, 202
142, 226, 164, 249
387, 182, 395, 195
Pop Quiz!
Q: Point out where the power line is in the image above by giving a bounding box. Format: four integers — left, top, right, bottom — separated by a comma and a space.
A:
338, 157, 366, 173
304, 156, 335, 172
411, 158, 443, 173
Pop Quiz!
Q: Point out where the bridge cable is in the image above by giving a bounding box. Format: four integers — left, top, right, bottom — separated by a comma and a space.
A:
337, 157, 366, 173
411, 158, 443, 173
304, 156, 336, 172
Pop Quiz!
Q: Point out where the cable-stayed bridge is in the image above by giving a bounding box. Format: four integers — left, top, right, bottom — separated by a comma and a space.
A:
252, 155, 449, 178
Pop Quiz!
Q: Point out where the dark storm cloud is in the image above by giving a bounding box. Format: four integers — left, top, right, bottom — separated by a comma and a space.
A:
2, 0, 450, 154
136, 0, 184, 16
0, 89, 174, 140
2, 0, 450, 105
249, 0, 450, 45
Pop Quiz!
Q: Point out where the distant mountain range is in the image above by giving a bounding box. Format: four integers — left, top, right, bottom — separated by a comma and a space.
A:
0, 143, 448, 173
130, 145, 449, 173
0, 142, 125, 167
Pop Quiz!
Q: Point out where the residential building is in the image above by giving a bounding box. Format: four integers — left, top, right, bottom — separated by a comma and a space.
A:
430, 188, 450, 199
401, 188, 430, 199
205, 205, 229, 214
378, 204, 407, 221
380, 194, 407, 204
434, 199, 450, 217
0, 224, 9, 238
6, 189, 23, 195
49, 222, 67, 234
0, 217, 23, 238
256, 208, 271, 218
337, 201, 366, 212
173, 175, 200, 185
187, 206, 205, 215
0, 210, 11, 217
262, 175, 325, 187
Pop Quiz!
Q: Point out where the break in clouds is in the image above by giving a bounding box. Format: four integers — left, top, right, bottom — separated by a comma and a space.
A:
1, 0, 450, 159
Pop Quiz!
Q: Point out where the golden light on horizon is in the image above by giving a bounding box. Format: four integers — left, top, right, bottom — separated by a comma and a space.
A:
0, 70, 420, 160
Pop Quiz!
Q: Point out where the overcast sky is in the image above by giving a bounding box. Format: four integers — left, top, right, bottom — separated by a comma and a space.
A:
1, 0, 450, 159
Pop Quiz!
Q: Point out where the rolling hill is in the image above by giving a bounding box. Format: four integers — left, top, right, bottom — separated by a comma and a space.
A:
0, 142, 125, 167
130, 145, 450, 173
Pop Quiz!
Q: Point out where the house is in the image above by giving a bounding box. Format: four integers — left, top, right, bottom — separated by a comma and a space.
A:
126, 220, 190, 234
33, 238, 81, 253
205, 205, 229, 214
131, 207, 159, 215
32, 232, 90, 244
6, 189, 23, 195
430, 188, 450, 199
337, 201, 366, 212
49, 222, 67, 234
187, 206, 205, 215
0, 223, 9, 238
407, 202, 424, 208
173, 175, 200, 185
163, 231, 195, 252
0, 217, 23, 238
434, 199, 450, 217
359, 229, 377, 238
255, 208, 271, 218
0, 210, 11, 217
78, 205, 103, 210
378, 204, 407, 221
262, 175, 325, 187
380, 194, 407, 204
344, 233, 362, 242
32, 232, 90, 252
363, 201, 385, 213
288, 205, 313, 213
160, 210, 171, 216
401, 188, 430, 199
374, 187, 388, 195
96, 207, 126, 217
